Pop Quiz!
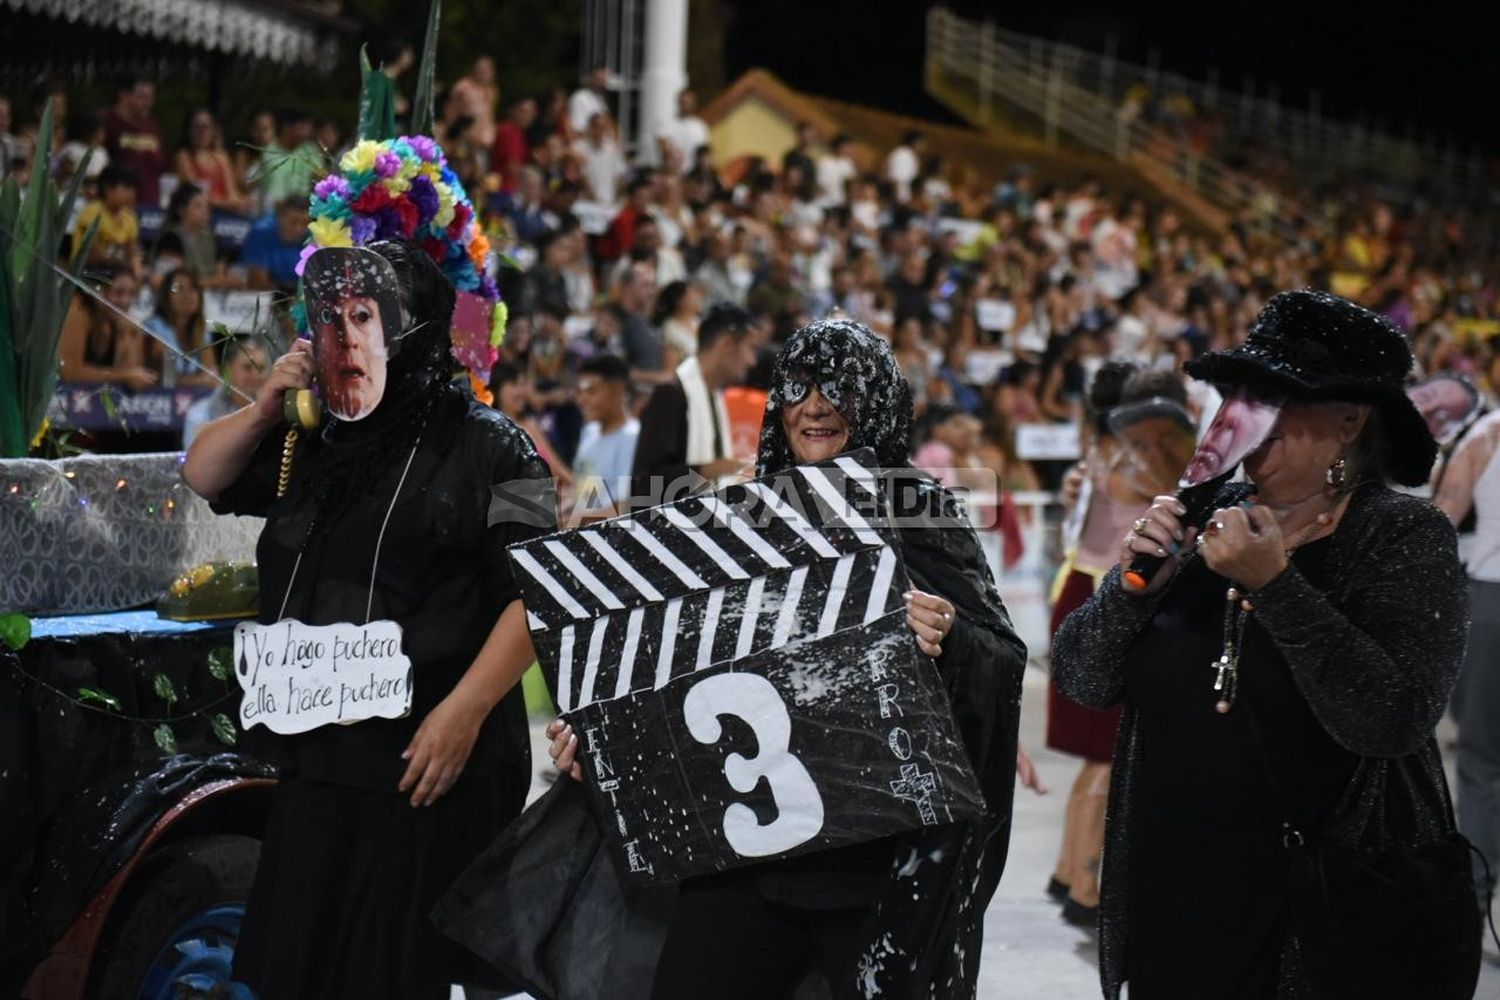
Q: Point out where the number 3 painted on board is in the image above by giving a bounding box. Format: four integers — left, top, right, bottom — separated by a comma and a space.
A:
682, 673, 826, 857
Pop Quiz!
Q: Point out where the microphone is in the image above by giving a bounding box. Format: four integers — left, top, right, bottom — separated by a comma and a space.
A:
1121, 475, 1254, 590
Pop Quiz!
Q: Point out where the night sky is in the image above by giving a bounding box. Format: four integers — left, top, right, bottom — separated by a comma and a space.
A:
724, 0, 1499, 156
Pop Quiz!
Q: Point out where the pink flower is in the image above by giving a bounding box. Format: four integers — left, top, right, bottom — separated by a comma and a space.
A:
293, 243, 319, 277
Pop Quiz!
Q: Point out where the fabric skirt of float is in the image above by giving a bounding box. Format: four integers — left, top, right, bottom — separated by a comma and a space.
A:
231, 768, 526, 1000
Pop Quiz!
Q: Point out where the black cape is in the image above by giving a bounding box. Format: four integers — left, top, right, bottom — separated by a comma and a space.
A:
432, 474, 1027, 999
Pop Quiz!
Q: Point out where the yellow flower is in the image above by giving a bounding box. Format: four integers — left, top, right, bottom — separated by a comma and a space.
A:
308, 217, 353, 247
340, 140, 383, 175
382, 175, 411, 197
434, 185, 457, 228
489, 299, 509, 348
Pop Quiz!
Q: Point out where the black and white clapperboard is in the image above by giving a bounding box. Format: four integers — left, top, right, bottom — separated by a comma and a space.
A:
510, 449, 987, 887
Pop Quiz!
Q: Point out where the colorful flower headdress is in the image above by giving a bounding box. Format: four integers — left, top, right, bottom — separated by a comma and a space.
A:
293, 135, 507, 380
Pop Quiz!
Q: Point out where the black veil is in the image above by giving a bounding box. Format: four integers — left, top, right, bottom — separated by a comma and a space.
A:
756, 318, 914, 476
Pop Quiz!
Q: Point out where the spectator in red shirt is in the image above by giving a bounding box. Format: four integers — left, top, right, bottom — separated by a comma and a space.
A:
103, 75, 167, 209
596, 176, 654, 263
491, 97, 538, 194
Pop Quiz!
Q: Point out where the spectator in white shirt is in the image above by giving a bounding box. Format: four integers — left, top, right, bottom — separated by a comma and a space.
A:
817, 133, 858, 207
568, 66, 611, 137
885, 129, 926, 203
572, 112, 627, 205
608, 215, 687, 290
571, 354, 640, 518
655, 90, 711, 174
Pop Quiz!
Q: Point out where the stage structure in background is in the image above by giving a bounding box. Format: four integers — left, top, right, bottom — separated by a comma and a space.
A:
510, 449, 987, 887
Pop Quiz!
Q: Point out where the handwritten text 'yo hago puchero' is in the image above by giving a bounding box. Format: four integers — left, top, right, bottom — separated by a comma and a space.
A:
232, 619, 413, 734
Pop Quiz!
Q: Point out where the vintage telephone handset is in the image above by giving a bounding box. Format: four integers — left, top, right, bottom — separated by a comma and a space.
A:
276, 381, 321, 497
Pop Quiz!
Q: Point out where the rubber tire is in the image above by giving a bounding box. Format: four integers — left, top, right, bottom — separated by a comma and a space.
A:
87, 833, 261, 1000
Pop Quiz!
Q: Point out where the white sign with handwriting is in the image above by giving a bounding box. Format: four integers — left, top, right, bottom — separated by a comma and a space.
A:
233, 619, 413, 734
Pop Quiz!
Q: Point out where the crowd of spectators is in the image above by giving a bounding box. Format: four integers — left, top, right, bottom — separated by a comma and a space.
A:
4, 63, 1498, 511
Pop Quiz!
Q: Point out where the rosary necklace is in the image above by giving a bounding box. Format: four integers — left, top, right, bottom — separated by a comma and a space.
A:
1210, 496, 1344, 714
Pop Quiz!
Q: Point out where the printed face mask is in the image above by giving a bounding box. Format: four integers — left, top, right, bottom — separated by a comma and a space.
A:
303, 247, 406, 422
1179, 390, 1282, 487
1407, 374, 1479, 446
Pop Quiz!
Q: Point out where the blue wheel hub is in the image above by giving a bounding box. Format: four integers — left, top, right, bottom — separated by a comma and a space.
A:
139, 903, 256, 999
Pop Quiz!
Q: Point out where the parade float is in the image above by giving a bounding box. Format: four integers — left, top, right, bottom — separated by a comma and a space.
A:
0, 4, 507, 994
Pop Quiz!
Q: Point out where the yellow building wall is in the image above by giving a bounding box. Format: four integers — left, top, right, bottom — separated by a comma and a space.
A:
709, 96, 799, 168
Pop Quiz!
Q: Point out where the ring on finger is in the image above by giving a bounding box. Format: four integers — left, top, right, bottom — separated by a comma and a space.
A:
1132, 517, 1150, 535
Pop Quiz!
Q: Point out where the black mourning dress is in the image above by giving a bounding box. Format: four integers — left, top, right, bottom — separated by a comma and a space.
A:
216, 386, 552, 1000
1123, 540, 1356, 998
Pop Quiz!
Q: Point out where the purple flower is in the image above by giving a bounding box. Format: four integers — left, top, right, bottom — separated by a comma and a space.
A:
374, 151, 402, 178
478, 273, 499, 301
405, 135, 439, 163
313, 175, 351, 200
409, 175, 439, 225
350, 215, 377, 245
372, 205, 404, 239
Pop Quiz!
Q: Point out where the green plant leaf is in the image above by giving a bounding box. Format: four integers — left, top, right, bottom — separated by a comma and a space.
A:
99, 384, 119, 425
357, 44, 399, 142
0, 613, 30, 650
210, 713, 238, 746
77, 687, 122, 711
0, 177, 25, 456
411, 0, 443, 138
53, 146, 93, 236
152, 723, 178, 755
207, 646, 234, 682
12, 104, 57, 446
3, 100, 97, 452
152, 673, 178, 706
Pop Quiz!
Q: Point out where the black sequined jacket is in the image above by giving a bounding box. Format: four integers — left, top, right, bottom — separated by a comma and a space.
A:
1051, 482, 1469, 1000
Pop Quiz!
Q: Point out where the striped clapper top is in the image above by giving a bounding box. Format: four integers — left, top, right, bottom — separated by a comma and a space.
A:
512, 452, 904, 714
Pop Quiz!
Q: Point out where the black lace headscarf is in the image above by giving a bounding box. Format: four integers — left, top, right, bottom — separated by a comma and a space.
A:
756, 318, 915, 476
304, 239, 460, 520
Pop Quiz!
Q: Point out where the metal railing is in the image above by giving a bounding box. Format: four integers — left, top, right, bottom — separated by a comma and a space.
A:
580, 0, 645, 158
927, 9, 1274, 225
926, 8, 1485, 210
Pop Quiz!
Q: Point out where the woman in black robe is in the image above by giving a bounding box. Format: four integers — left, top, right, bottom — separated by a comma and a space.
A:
436, 318, 1026, 999
183, 239, 554, 999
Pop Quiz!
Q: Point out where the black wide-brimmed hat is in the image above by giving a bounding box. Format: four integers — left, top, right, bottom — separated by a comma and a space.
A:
1184, 290, 1435, 486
